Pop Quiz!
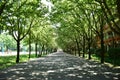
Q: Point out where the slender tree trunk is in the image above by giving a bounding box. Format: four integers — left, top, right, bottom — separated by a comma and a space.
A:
38, 44, 41, 57
70, 48, 72, 54
6, 46, 9, 54
75, 38, 80, 56
16, 40, 20, 63
83, 36, 85, 58
41, 45, 44, 56
28, 37, 31, 59
88, 39, 91, 59
66, 48, 70, 54
69, 48, 72, 54
45, 48, 47, 54
35, 43, 38, 57
100, 17, 105, 63
100, 33, 105, 63
74, 47, 76, 56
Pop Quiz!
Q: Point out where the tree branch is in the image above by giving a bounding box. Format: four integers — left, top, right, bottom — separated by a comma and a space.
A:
20, 18, 34, 41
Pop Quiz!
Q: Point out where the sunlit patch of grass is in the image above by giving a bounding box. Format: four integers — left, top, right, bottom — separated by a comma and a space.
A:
0, 53, 46, 70
91, 54, 101, 62
20, 54, 29, 62
0, 56, 16, 69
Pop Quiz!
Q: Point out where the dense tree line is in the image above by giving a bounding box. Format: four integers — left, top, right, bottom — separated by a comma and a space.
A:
0, 0, 120, 64
0, 0, 56, 63
50, 0, 120, 63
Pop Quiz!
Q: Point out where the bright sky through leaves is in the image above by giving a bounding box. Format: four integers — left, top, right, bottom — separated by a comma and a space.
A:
41, 0, 53, 12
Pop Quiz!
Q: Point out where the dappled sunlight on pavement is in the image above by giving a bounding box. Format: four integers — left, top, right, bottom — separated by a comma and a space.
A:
0, 52, 120, 80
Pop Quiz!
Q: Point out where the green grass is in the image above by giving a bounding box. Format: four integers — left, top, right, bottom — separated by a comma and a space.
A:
91, 54, 101, 62
75, 53, 120, 66
0, 56, 16, 70
0, 53, 46, 70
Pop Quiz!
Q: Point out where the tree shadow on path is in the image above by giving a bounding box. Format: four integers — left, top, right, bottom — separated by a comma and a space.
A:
0, 52, 120, 80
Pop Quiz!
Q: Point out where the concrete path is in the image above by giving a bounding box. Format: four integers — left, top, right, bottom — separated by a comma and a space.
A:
0, 51, 120, 80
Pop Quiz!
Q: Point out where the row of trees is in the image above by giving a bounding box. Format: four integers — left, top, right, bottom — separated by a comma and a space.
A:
0, 0, 56, 63
0, 0, 120, 64
50, 0, 120, 63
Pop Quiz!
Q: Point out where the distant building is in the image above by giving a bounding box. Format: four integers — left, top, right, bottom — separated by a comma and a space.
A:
96, 24, 120, 51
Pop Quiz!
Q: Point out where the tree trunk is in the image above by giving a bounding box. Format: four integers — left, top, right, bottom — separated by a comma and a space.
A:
100, 33, 105, 63
88, 39, 91, 59
75, 38, 80, 57
45, 48, 48, 54
35, 43, 38, 57
100, 18, 105, 63
28, 37, 31, 59
6, 46, 9, 54
38, 44, 41, 57
16, 40, 20, 63
83, 36, 85, 58
74, 47, 77, 56
41, 45, 44, 56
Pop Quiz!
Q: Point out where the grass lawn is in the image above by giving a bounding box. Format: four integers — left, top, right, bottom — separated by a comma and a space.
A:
0, 53, 45, 70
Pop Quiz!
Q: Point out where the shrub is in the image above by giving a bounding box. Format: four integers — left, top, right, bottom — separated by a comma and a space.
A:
107, 47, 120, 59
95, 48, 101, 57
90, 48, 96, 54
107, 47, 120, 65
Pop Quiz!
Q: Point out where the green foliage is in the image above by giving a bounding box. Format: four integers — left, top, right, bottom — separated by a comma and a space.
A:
23, 16, 56, 52
0, 34, 16, 50
50, 0, 97, 54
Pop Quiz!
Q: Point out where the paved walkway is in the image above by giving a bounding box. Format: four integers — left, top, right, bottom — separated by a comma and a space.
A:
0, 51, 120, 80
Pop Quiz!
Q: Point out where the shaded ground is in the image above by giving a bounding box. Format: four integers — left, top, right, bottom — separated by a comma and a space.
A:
0, 51, 120, 80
